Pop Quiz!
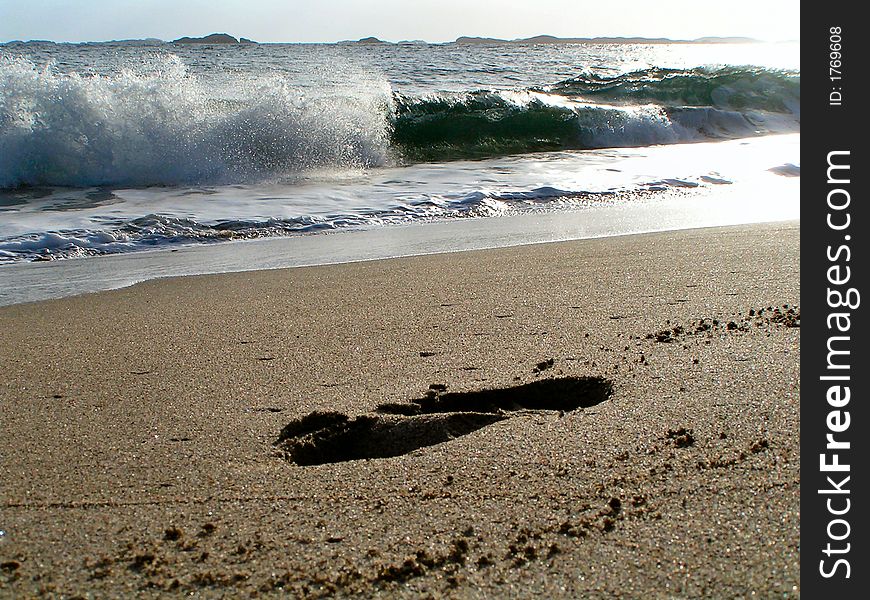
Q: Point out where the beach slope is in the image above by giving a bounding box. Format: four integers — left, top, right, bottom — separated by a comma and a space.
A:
0, 222, 799, 597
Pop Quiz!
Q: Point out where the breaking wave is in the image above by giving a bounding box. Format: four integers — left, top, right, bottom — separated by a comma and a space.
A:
0, 58, 799, 188
0, 55, 393, 188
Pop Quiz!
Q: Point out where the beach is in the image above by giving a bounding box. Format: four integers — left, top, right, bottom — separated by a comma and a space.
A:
0, 221, 800, 597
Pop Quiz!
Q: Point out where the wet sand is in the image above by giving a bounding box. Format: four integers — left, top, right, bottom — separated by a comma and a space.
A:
0, 221, 800, 598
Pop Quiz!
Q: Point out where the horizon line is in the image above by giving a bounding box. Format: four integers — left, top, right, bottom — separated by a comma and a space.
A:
0, 33, 800, 45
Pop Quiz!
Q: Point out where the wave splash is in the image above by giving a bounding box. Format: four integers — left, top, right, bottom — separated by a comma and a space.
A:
0, 56, 393, 188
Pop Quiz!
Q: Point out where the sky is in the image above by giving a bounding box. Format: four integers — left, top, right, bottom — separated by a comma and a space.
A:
0, 1, 800, 44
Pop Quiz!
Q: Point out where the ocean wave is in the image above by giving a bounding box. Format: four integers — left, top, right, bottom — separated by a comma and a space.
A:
390, 66, 799, 160
1, 58, 799, 188
390, 91, 798, 161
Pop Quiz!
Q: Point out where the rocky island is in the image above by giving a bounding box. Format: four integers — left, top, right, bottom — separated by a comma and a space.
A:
172, 33, 256, 44
337, 36, 389, 44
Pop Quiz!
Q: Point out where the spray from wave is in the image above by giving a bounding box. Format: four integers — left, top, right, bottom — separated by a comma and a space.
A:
0, 55, 393, 188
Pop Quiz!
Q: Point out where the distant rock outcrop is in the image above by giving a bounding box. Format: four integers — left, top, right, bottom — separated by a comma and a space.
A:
353, 36, 388, 44
172, 33, 256, 44
454, 36, 503, 45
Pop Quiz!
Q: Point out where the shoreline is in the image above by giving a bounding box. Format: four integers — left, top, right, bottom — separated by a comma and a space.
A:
0, 190, 799, 309
0, 221, 800, 597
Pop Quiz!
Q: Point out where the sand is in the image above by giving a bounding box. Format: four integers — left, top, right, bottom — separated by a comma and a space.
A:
0, 221, 800, 598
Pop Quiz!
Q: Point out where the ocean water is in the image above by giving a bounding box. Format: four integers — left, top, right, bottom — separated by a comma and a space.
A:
0, 40, 799, 302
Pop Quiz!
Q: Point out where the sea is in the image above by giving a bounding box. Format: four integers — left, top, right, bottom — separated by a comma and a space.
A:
0, 40, 800, 305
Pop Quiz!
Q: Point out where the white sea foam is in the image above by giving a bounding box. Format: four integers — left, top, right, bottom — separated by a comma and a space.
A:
0, 55, 393, 188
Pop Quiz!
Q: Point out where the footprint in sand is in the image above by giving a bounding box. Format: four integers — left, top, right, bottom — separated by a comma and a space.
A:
274, 376, 613, 466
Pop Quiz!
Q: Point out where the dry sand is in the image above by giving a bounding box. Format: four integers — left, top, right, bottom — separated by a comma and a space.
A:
0, 221, 800, 598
